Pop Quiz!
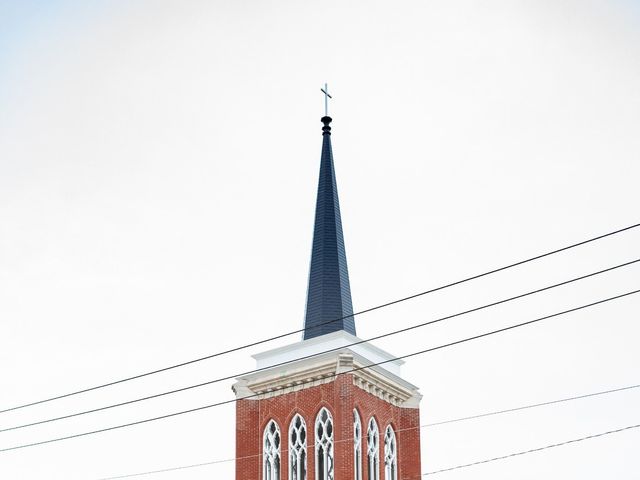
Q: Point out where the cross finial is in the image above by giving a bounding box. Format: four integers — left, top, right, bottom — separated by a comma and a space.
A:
320, 83, 332, 117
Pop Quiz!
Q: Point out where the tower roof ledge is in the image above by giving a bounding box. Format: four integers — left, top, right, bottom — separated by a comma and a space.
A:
252, 330, 405, 377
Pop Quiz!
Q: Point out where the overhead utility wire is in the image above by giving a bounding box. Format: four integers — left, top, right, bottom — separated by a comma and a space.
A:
2, 259, 638, 434
94, 383, 640, 479
97, 455, 249, 480
1, 288, 637, 454
421, 423, 640, 476
423, 382, 640, 427
2, 221, 638, 415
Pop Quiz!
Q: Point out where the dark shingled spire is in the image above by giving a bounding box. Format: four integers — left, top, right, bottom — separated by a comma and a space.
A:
303, 116, 356, 340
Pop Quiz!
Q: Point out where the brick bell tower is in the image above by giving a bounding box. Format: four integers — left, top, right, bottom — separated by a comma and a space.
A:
233, 114, 422, 480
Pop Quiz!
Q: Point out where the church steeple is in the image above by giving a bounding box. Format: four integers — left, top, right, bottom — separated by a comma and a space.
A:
303, 115, 356, 340
233, 102, 422, 480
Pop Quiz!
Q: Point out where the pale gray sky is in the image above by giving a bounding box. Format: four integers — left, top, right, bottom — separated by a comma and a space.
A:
1, 1, 639, 479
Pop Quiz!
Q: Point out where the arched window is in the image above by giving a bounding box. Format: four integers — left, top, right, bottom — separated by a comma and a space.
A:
263, 420, 281, 480
289, 414, 307, 480
384, 425, 397, 480
353, 409, 362, 480
315, 407, 334, 480
367, 417, 380, 480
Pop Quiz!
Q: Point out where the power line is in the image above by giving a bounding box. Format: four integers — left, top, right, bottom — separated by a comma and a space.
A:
3, 259, 637, 434
2, 221, 637, 415
423, 382, 640, 427
96, 456, 244, 480
422, 423, 640, 476
95, 384, 640, 480
1, 288, 637, 454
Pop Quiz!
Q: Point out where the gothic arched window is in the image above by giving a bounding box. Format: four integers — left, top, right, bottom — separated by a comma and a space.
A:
353, 409, 362, 480
315, 407, 334, 480
263, 420, 281, 480
384, 425, 397, 480
289, 414, 307, 480
367, 417, 380, 480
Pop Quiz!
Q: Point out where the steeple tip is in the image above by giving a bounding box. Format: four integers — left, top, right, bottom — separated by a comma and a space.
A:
321, 116, 332, 135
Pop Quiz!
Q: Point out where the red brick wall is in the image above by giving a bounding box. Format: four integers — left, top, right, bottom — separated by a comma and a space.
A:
236, 375, 421, 480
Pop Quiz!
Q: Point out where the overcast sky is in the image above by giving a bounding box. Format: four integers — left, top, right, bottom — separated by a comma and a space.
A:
1, 1, 639, 479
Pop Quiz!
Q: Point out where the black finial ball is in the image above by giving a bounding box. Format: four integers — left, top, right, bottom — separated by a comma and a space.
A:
321, 116, 332, 135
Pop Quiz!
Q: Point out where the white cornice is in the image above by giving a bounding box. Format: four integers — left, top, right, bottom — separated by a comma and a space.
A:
233, 350, 422, 408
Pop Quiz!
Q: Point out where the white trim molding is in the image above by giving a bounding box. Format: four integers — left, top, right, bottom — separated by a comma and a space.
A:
233, 334, 422, 408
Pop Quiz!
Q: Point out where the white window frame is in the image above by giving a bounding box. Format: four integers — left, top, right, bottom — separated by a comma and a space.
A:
315, 407, 335, 480
289, 414, 307, 480
384, 425, 397, 480
263, 420, 281, 480
353, 409, 362, 480
367, 417, 380, 480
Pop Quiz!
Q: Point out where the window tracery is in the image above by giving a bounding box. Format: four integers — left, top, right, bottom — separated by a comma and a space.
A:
353, 409, 362, 480
289, 414, 307, 480
367, 417, 380, 480
315, 408, 334, 480
384, 425, 397, 480
263, 420, 281, 480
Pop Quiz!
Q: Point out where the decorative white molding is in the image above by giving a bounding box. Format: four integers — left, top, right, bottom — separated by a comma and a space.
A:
232, 350, 422, 408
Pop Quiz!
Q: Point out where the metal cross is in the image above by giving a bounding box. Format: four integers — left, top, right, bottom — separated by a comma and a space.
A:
320, 83, 332, 116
